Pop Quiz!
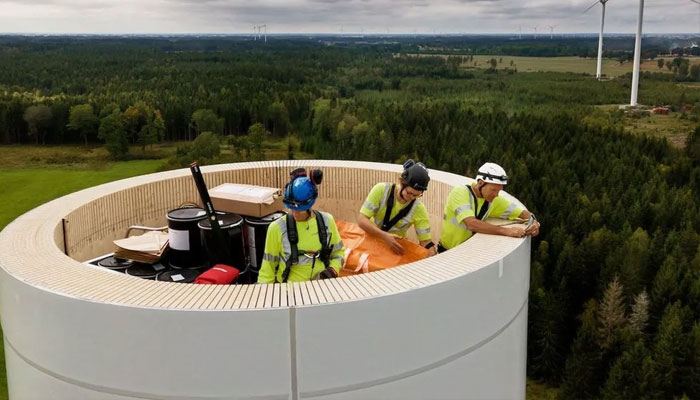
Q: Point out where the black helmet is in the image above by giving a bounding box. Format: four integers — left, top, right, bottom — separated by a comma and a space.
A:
401, 159, 430, 191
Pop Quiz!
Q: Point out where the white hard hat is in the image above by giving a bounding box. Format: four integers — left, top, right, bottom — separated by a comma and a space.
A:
476, 162, 508, 185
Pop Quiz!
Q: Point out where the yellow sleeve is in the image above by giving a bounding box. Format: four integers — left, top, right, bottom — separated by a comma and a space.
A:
452, 187, 475, 223
413, 203, 432, 242
326, 215, 345, 274
490, 196, 524, 220
359, 183, 387, 219
257, 221, 283, 283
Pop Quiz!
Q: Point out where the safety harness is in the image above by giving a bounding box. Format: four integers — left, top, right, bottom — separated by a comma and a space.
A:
381, 183, 417, 232
279, 210, 332, 283
467, 184, 490, 220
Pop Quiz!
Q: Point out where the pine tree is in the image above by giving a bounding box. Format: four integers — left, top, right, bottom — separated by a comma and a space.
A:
619, 229, 651, 297
653, 302, 689, 398
598, 277, 626, 350
528, 288, 566, 382
601, 341, 660, 399
629, 290, 650, 339
559, 300, 604, 399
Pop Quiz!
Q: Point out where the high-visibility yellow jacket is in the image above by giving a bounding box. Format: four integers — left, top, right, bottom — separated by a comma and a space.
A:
359, 182, 432, 242
440, 183, 524, 250
257, 211, 345, 283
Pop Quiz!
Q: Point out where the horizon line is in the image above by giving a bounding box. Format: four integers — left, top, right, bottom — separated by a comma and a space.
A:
1, 32, 699, 36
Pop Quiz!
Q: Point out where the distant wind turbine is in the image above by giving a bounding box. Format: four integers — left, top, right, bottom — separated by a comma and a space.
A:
532, 26, 538, 39
690, 0, 700, 34
548, 25, 556, 40
630, 0, 645, 106
585, 0, 611, 80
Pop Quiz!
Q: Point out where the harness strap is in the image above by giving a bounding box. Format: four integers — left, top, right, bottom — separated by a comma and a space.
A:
381, 184, 416, 232
467, 185, 490, 221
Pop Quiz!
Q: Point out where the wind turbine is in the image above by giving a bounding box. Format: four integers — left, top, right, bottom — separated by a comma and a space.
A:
532, 26, 538, 39
630, 0, 645, 106
690, 0, 700, 34
585, 0, 611, 80
548, 25, 556, 39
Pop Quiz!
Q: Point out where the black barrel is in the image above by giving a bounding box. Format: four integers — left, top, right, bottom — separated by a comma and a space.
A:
97, 256, 133, 271
156, 269, 201, 283
244, 212, 285, 281
198, 213, 246, 273
167, 207, 208, 269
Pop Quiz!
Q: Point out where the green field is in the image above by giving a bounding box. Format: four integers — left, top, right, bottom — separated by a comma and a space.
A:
408, 54, 700, 77
0, 150, 167, 400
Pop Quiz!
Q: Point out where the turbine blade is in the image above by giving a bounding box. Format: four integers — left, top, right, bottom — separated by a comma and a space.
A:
584, 0, 599, 13
691, 0, 700, 5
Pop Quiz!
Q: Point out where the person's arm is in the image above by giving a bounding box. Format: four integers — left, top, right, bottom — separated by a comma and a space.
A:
327, 217, 345, 275
464, 217, 526, 238
257, 223, 282, 283
358, 214, 405, 255
413, 204, 437, 256
358, 183, 405, 255
358, 184, 384, 236
518, 209, 541, 237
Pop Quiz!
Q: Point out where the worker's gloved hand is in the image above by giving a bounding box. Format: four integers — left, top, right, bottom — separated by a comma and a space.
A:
383, 232, 405, 255
318, 267, 338, 280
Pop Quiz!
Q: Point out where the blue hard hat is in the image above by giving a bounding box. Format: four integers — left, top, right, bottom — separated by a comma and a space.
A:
283, 177, 317, 211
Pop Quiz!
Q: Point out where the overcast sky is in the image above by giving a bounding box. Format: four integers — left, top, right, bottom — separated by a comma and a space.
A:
0, 0, 697, 35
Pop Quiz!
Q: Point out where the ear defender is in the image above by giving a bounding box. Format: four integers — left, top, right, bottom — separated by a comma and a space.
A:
309, 169, 323, 185
401, 159, 415, 181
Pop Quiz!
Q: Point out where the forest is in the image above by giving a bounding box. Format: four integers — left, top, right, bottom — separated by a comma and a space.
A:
3, 35, 700, 398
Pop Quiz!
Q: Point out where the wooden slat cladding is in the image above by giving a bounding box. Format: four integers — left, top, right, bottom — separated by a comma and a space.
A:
0, 161, 525, 310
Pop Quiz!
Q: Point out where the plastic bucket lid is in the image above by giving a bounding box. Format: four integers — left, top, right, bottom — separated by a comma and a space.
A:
167, 207, 207, 222
125, 263, 160, 279
156, 269, 200, 283
198, 213, 243, 230
245, 212, 285, 225
98, 256, 133, 271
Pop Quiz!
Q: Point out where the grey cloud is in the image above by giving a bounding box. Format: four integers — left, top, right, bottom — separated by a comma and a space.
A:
0, 0, 698, 33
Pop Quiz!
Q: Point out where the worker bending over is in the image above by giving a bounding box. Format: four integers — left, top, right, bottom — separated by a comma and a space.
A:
257, 168, 344, 283
439, 162, 540, 253
358, 159, 436, 255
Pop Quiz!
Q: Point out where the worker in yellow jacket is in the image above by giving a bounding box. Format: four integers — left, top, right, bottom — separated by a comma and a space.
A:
358, 159, 436, 255
439, 162, 540, 252
257, 168, 344, 283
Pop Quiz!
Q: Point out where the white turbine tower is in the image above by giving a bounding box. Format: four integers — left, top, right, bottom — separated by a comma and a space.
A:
585, 0, 611, 80
548, 25, 556, 40
532, 26, 538, 39
630, 0, 645, 106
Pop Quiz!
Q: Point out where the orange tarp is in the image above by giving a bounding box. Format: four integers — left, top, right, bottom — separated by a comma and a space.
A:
337, 220, 429, 277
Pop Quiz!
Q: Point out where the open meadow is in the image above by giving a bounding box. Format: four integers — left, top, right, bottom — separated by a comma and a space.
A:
466, 55, 700, 77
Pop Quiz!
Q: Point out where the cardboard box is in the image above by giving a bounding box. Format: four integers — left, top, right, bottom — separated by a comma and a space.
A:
209, 183, 284, 217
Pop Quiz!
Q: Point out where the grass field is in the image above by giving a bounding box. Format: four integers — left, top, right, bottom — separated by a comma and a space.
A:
407, 53, 700, 77
0, 148, 168, 400
585, 105, 697, 147
466, 55, 682, 77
